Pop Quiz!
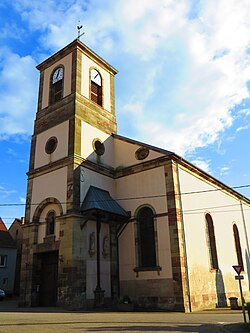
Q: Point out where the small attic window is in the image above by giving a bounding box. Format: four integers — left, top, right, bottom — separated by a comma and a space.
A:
93, 139, 105, 156
135, 147, 149, 160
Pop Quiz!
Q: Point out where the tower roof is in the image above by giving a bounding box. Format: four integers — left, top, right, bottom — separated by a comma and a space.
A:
36, 39, 118, 75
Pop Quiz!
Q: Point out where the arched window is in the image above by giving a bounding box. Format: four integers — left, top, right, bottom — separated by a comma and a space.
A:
50, 66, 64, 104
205, 213, 219, 270
137, 207, 156, 268
46, 210, 56, 235
90, 69, 102, 106
233, 224, 244, 269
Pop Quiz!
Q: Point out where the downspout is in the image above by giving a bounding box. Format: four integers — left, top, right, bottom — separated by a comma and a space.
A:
176, 163, 192, 312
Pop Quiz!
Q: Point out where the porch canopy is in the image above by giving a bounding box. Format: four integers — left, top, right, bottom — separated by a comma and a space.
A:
80, 186, 130, 221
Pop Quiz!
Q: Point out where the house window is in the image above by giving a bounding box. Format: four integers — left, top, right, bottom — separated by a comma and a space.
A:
3, 278, 8, 286
46, 210, 56, 236
137, 207, 156, 268
233, 224, 244, 270
50, 66, 64, 104
205, 213, 219, 270
0, 255, 7, 268
90, 69, 102, 106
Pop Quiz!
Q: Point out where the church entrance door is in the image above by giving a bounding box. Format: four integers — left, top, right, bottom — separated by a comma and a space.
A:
39, 251, 58, 306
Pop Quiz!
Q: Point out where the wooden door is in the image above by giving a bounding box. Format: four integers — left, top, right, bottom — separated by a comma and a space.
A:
39, 251, 58, 306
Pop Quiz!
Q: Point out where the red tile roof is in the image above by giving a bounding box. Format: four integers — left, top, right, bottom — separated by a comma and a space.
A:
0, 218, 7, 231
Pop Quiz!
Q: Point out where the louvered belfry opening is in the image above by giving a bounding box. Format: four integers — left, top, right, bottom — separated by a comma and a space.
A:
91, 81, 102, 106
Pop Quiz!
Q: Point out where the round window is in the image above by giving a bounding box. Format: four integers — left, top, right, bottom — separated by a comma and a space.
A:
135, 147, 149, 160
93, 139, 105, 156
45, 136, 58, 154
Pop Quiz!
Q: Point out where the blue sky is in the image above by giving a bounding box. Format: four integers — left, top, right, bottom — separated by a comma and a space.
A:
0, 0, 249, 228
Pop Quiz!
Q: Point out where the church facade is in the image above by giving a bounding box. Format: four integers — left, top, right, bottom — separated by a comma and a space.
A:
20, 39, 250, 311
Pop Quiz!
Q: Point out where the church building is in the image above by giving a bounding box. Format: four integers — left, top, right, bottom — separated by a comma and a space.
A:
20, 39, 250, 311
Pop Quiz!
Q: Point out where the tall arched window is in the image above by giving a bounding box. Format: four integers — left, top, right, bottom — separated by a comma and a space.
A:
50, 66, 64, 104
233, 224, 244, 269
90, 69, 102, 106
205, 213, 219, 270
137, 207, 156, 268
46, 210, 56, 236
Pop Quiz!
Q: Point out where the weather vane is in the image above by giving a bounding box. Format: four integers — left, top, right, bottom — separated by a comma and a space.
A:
77, 22, 85, 40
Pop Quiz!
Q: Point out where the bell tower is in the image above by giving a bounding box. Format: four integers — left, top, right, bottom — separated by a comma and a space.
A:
26, 39, 118, 221
20, 39, 119, 308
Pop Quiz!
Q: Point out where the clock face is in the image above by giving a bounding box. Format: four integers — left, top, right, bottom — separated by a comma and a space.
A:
91, 69, 101, 86
52, 67, 63, 84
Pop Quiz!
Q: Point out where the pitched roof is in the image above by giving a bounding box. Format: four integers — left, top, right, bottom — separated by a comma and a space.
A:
81, 186, 130, 219
113, 134, 250, 205
0, 218, 7, 231
0, 230, 16, 249
113, 133, 174, 155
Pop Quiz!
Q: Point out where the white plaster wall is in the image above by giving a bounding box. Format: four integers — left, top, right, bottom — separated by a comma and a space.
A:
116, 167, 172, 281
81, 121, 114, 166
80, 124, 167, 169
81, 54, 111, 112
80, 167, 115, 203
86, 220, 111, 299
30, 167, 67, 220
42, 53, 72, 109
37, 203, 62, 243
34, 121, 69, 169
114, 138, 165, 169
178, 165, 250, 297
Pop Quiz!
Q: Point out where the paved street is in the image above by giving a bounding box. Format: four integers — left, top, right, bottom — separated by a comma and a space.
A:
0, 299, 249, 333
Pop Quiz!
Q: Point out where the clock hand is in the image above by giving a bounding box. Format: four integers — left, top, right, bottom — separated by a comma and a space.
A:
94, 74, 98, 79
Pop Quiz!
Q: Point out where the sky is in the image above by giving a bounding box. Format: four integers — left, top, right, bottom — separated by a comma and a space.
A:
0, 0, 249, 228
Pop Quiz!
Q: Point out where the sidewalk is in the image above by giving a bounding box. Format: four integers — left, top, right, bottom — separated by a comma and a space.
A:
223, 322, 250, 333
195, 307, 250, 333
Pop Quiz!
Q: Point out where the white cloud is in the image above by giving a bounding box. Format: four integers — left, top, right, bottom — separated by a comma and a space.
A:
19, 197, 26, 204
0, 48, 38, 138
2, 0, 249, 156
220, 166, 230, 176
238, 108, 250, 116
190, 158, 211, 173
236, 125, 249, 132
7, 148, 17, 157
0, 185, 16, 199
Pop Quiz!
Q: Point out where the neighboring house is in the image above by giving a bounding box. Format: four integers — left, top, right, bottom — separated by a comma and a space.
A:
19, 39, 250, 311
0, 218, 7, 231
0, 228, 17, 294
9, 218, 24, 295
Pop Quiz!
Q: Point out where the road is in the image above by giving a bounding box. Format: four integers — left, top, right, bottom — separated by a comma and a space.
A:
0, 300, 248, 333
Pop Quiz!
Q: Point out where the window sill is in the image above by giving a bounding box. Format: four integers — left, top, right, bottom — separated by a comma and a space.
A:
134, 266, 162, 273
44, 234, 55, 244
